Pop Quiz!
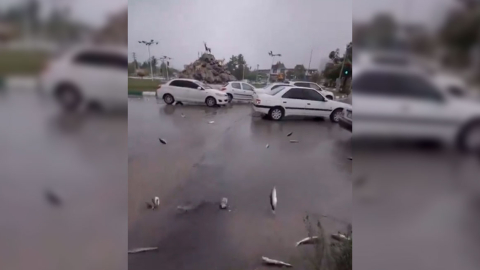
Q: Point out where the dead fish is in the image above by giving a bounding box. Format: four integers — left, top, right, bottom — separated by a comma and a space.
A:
181, 113, 185, 118
289, 140, 299, 143
159, 138, 167, 144
287, 132, 293, 137
261, 256, 292, 267
270, 186, 277, 214
146, 202, 154, 210
209, 121, 215, 124
45, 189, 62, 207
266, 144, 270, 148
295, 236, 320, 246
128, 247, 158, 254
153, 197, 160, 206
331, 233, 350, 242
220, 197, 228, 209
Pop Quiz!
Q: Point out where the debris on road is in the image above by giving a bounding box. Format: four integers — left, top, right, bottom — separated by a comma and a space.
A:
220, 197, 228, 209
287, 132, 293, 137
261, 256, 293, 267
181, 113, 186, 118
154, 196, 160, 206
331, 232, 350, 242
347, 157, 352, 160
295, 236, 320, 246
270, 186, 277, 214
146, 197, 160, 210
159, 138, 167, 144
45, 189, 62, 207
266, 144, 270, 148
128, 247, 158, 254
209, 121, 215, 124
289, 140, 299, 143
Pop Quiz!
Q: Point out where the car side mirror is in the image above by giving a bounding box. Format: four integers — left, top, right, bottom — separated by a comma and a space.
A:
197, 87, 203, 90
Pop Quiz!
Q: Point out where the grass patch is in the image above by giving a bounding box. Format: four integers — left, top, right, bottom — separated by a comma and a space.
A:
0, 49, 50, 76
128, 78, 161, 91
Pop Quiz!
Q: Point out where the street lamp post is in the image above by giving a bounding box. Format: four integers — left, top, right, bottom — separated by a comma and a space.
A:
159, 55, 173, 81
256, 64, 259, 82
138, 40, 159, 81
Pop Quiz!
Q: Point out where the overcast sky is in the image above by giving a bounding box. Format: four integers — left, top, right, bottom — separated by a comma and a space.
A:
128, 0, 352, 70
0, 0, 125, 27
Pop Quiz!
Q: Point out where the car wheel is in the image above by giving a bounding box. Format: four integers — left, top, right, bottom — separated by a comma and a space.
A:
55, 84, 82, 112
268, 107, 284, 121
163, 94, 175, 105
206, 96, 216, 107
457, 120, 480, 153
227, 94, 233, 103
330, 108, 343, 123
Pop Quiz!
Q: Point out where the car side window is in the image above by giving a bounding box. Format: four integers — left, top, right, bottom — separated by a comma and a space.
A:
353, 72, 402, 96
184, 81, 200, 89
309, 83, 321, 90
169, 80, 186, 87
304, 89, 325, 101
271, 84, 287, 90
294, 82, 310, 88
232, 83, 241, 89
74, 51, 127, 70
282, 88, 306, 99
401, 75, 444, 101
242, 83, 254, 91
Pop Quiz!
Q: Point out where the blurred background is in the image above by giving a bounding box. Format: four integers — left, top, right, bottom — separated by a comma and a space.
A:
353, 0, 480, 269
0, 0, 127, 270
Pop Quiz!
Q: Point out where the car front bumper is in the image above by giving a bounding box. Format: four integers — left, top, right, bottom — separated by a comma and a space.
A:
216, 97, 228, 104
338, 116, 352, 132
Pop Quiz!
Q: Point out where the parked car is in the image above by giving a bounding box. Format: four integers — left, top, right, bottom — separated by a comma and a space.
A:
221, 81, 258, 102
254, 82, 290, 94
354, 64, 480, 152
157, 78, 229, 107
287, 81, 334, 100
40, 45, 127, 111
338, 107, 352, 132
252, 85, 351, 121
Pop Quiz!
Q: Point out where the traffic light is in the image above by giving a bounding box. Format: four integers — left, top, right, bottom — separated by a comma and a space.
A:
344, 70, 349, 75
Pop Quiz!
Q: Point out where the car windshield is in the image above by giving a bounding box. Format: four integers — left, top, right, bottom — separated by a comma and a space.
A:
195, 81, 212, 89
263, 83, 275, 89
269, 86, 286, 95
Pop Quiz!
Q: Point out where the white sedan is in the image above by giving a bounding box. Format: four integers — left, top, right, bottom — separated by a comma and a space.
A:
254, 83, 290, 94
157, 79, 229, 107
40, 45, 127, 111
221, 81, 258, 101
252, 85, 351, 122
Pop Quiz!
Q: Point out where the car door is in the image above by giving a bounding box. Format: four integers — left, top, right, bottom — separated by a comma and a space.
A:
71, 51, 109, 102
241, 83, 255, 100
280, 88, 307, 116
353, 71, 420, 136
168, 80, 189, 101
184, 81, 206, 102
303, 89, 331, 117
230, 82, 244, 100
393, 74, 459, 139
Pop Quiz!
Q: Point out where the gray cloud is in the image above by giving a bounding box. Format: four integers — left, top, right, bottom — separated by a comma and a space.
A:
128, 0, 352, 70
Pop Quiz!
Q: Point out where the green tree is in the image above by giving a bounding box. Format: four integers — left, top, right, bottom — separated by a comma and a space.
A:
294, 64, 306, 80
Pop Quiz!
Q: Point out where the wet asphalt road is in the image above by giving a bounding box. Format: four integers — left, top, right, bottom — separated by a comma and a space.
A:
128, 97, 352, 270
0, 90, 127, 270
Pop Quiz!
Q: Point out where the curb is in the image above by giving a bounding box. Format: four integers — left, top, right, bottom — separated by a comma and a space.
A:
142, 91, 156, 96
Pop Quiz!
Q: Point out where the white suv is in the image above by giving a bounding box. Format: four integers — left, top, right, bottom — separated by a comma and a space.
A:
40, 45, 127, 111
354, 64, 480, 152
157, 79, 229, 107
221, 81, 257, 102
252, 85, 351, 121
287, 81, 334, 100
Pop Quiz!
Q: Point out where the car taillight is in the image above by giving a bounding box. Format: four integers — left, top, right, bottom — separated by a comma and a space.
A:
255, 99, 261, 104
221, 87, 226, 91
